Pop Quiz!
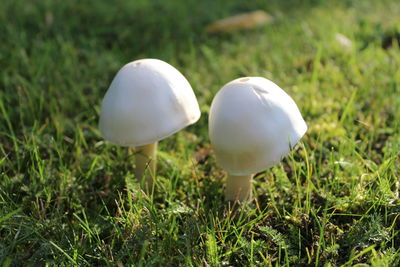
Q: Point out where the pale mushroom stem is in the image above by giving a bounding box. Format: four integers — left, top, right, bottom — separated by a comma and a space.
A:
134, 142, 158, 191
225, 174, 253, 202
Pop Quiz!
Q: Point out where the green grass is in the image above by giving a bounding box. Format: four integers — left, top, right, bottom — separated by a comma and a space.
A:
1, 0, 400, 265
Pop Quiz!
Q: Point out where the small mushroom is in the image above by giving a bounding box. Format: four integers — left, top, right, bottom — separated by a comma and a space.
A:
209, 77, 307, 202
99, 59, 201, 190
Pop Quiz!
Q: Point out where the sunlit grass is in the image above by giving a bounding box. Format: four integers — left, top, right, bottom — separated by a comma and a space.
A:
1, 0, 399, 265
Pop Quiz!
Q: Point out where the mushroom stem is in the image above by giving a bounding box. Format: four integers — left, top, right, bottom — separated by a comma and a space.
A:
134, 142, 158, 191
225, 174, 253, 202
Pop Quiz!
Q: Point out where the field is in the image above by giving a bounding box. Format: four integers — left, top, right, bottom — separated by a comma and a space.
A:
1, 0, 400, 265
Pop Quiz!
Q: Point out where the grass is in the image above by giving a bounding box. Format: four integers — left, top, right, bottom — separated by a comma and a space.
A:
1, 0, 400, 265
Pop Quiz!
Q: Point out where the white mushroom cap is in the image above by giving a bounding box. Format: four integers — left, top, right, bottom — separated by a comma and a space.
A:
99, 58, 201, 146
209, 77, 307, 176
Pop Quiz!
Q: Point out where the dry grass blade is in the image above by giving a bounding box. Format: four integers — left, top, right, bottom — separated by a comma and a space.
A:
206, 10, 274, 34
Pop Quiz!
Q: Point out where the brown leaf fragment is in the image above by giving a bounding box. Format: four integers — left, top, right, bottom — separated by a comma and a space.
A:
63, 136, 74, 144
194, 145, 212, 165
206, 10, 274, 34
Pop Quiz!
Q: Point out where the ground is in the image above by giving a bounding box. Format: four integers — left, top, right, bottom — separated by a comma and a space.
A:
1, 0, 400, 266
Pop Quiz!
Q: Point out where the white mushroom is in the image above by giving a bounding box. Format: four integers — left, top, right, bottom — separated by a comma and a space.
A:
209, 77, 307, 202
99, 58, 201, 190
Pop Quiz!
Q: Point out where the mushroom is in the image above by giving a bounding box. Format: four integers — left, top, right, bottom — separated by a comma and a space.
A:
208, 77, 307, 202
99, 58, 201, 190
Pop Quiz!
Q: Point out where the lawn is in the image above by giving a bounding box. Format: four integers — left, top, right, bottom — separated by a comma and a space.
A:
1, 0, 400, 266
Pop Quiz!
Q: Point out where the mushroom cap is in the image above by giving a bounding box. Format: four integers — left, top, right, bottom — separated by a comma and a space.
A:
209, 77, 307, 175
99, 58, 201, 147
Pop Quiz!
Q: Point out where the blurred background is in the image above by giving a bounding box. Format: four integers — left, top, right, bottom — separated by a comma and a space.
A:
1, 0, 399, 134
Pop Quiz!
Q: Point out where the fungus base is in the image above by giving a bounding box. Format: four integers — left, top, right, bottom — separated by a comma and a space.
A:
134, 142, 158, 191
225, 174, 253, 202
